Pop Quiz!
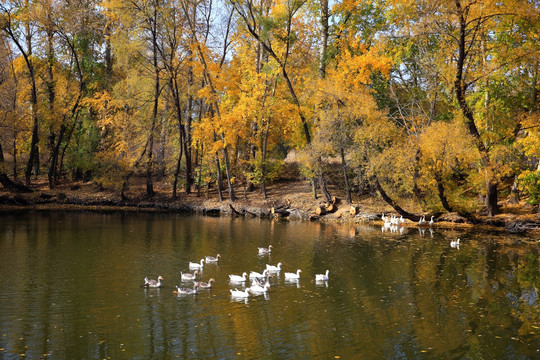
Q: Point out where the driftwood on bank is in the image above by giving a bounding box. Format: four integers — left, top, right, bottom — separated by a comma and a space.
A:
506, 220, 540, 233
229, 204, 259, 217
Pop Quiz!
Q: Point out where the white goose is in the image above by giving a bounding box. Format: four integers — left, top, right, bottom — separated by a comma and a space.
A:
258, 245, 273, 254
142, 275, 164, 288
266, 262, 282, 272
418, 215, 426, 226
175, 285, 198, 295
315, 270, 329, 281
250, 282, 271, 293
429, 216, 434, 226
284, 269, 302, 280
205, 254, 221, 263
195, 278, 215, 289
249, 269, 269, 279
181, 271, 199, 281
450, 238, 461, 248
229, 272, 248, 282
189, 259, 205, 269
230, 288, 251, 298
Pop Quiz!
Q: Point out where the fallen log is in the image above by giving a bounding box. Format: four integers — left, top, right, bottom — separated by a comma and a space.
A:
271, 206, 290, 217
325, 203, 336, 213
0, 173, 33, 193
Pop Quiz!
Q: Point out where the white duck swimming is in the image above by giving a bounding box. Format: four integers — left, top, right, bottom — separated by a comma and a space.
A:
284, 269, 302, 280
205, 254, 221, 263
230, 288, 251, 298
450, 238, 461, 248
250, 282, 271, 293
181, 271, 199, 281
189, 259, 205, 269
142, 275, 164, 288
266, 262, 282, 272
315, 270, 329, 281
229, 272, 248, 282
258, 245, 273, 254
175, 285, 198, 295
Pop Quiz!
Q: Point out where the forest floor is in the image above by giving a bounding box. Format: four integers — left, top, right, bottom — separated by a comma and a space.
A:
1, 174, 540, 239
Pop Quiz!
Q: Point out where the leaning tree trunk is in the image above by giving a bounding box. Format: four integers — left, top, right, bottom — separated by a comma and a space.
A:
374, 177, 421, 222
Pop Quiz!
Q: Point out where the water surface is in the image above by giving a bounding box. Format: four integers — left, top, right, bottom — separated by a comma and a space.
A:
0, 212, 539, 359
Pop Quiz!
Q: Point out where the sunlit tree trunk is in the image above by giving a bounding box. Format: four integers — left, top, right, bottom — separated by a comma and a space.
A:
318, 0, 329, 78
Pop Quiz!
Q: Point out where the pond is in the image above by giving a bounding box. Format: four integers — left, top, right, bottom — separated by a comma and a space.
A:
0, 212, 539, 359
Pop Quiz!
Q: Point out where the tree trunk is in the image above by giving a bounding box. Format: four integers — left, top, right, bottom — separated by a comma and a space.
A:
170, 76, 185, 199
146, 3, 160, 199
215, 154, 223, 202
156, 102, 167, 181
48, 124, 67, 189
12, 135, 17, 180
435, 174, 453, 212
318, 0, 329, 78
412, 148, 423, 202
104, 25, 113, 91
172, 131, 184, 199
4, 7, 39, 186
508, 176, 520, 205
340, 147, 352, 204
317, 172, 331, 203
486, 180, 499, 216
184, 56, 194, 194
222, 146, 235, 202
374, 177, 421, 221
454, 0, 499, 216
181, 2, 235, 202
0, 172, 32, 193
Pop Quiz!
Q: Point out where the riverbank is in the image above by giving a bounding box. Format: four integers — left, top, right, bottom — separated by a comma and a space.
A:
1, 177, 539, 238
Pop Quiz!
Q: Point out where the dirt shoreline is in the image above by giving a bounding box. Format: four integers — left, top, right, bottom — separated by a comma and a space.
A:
1, 179, 539, 238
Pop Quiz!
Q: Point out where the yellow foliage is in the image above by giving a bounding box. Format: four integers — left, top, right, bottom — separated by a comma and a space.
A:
518, 113, 540, 159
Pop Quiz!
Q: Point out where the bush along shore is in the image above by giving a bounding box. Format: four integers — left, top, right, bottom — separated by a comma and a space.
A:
0, 178, 539, 238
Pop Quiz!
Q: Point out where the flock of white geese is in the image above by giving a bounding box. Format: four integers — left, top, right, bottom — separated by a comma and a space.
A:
141, 245, 330, 299
382, 213, 461, 248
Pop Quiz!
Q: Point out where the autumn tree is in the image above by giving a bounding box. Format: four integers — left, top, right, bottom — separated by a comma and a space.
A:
1, 1, 41, 186
386, 0, 540, 216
